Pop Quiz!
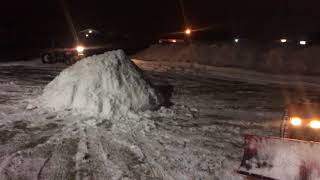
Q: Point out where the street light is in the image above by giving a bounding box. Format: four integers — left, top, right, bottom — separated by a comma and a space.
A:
185, 28, 191, 35
280, 39, 287, 43
89, 30, 93, 34
234, 38, 239, 43
299, 40, 307, 45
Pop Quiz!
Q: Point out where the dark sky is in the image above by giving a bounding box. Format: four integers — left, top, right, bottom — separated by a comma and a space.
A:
1, 0, 320, 48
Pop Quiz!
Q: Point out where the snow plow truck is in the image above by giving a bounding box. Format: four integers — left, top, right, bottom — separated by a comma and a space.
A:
40, 29, 131, 65
238, 102, 320, 180
41, 29, 102, 65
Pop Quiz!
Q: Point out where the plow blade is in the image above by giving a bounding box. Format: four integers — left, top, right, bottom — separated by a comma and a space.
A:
238, 135, 320, 180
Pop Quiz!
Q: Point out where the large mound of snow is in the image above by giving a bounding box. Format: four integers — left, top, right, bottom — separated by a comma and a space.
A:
134, 42, 320, 75
37, 50, 163, 118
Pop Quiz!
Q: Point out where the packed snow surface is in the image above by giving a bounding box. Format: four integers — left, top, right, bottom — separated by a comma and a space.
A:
36, 50, 162, 118
1, 57, 320, 179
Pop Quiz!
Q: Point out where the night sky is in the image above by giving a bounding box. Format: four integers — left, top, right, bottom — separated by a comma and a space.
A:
1, 0, 320, 49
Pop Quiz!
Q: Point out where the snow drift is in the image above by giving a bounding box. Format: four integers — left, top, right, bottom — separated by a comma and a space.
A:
37, 50, 163, 118
134, 42, 320, 75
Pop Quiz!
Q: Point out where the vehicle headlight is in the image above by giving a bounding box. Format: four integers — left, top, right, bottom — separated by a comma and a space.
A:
76, 46, 84, 53
290, 117, 302, 126
310, 120, 320, 129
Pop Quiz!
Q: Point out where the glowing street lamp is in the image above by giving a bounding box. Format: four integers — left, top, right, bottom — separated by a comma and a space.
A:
280, 39, 287, 43
299, 40, 307, 45
234, 38, 239, 43
185, 28, 191, 35
85, 34, 89, 37
89, 30, 93, 33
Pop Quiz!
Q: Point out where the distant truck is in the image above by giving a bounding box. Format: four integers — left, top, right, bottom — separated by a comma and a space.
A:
41, 47, 84, 65
40, 29, 122, 65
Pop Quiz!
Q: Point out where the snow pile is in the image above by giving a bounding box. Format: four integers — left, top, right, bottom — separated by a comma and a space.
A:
36, 50, 163, 118
134, 42, 320, 75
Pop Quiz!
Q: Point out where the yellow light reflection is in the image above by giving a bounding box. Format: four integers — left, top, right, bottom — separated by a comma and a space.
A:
310, 120, 320, 129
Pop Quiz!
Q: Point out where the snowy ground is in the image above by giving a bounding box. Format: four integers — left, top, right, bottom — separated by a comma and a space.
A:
0, 58, 319, 180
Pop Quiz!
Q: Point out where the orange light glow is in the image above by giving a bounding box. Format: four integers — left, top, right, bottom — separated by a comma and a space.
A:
185, 28, 191, 35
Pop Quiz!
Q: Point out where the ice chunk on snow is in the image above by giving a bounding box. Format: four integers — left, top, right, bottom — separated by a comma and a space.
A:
36, 50, 163, 118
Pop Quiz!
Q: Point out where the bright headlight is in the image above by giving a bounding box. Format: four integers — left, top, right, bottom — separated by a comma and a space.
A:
76, 46, 84, 53
290, 117, 302, 126
310, 120, 320, 129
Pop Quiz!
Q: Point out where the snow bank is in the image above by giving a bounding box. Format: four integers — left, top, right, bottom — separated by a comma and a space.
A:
134, 42, 320, 75
36, 50, 163, 118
